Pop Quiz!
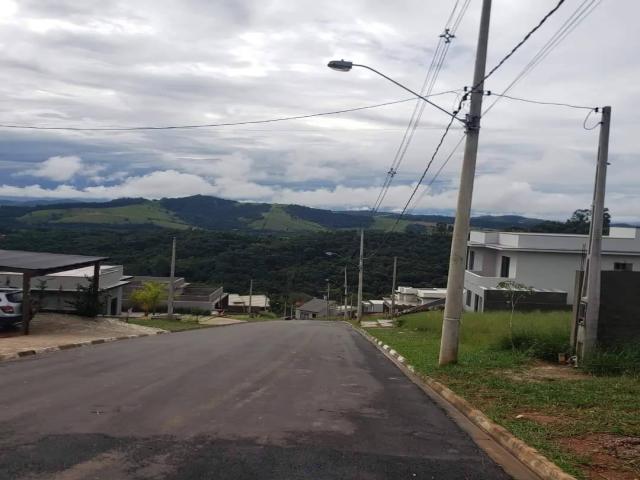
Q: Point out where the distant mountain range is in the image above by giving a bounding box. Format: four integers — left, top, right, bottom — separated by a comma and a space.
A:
0, 195, 548, 233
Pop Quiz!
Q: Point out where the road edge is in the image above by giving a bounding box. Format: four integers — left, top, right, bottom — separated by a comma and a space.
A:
350, 323, 576, 480
0, 330, 169, 363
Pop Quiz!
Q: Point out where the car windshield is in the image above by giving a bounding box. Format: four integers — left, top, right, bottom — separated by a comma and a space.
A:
6, 292, 22, 302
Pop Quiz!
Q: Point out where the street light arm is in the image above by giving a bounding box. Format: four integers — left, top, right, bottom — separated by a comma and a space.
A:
352, 63, 465, 124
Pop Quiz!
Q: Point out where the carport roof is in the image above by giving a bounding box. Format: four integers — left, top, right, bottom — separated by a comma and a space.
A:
0, 249, 108, 275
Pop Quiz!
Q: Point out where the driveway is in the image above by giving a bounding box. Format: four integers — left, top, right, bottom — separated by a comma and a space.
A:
0, 313, 164, 358
0, 320, 513, 479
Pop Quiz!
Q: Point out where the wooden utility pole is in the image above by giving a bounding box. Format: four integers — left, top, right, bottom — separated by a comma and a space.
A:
248, 279, 253, 317
579, 106, 611, 359
357, 229, 364, 323
390, 256, 397, 318
440, 0, 492, 366
167, 237, 176, 319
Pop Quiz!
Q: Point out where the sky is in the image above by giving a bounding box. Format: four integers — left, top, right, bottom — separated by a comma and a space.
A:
0, 0, 638, 221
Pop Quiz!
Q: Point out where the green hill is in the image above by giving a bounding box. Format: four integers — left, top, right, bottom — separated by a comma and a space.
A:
0, 194, 548, 233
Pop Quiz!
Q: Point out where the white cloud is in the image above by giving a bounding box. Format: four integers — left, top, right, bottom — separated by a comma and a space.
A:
26, 155, 84, 182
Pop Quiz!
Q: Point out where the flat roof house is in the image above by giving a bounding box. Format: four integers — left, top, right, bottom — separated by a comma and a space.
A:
464, 227, 640, 312
0, 264, 130, 316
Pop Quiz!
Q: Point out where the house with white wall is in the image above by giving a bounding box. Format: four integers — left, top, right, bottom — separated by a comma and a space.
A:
384, 286, 447, 312
464, 227, 640, 312
0, 265, 131, 315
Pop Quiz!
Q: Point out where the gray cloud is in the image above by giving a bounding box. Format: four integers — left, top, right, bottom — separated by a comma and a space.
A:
0, 0, 637, 221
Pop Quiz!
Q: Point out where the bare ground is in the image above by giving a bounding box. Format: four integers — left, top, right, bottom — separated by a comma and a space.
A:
0, 313, 164, 357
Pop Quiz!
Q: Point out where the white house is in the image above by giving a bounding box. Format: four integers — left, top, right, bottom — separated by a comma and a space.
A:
0, 265, 131, 315
464, 227, 640, 312
387, 286, 447, 310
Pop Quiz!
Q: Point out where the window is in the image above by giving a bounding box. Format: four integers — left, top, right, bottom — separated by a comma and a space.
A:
466, 289, 472, 306
467, 250, 475, 270
613, 262, 633, 271
500, 256, 511, 278
474, 294, 480, 312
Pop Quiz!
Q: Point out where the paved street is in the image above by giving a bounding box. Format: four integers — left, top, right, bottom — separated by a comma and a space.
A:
0, 321, 511, 479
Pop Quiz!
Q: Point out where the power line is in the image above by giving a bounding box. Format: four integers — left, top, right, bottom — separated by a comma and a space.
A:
483, 0, 601, 116
486, 92, 595, 110
480, 0, 566, 86
370, 0, 470, 214
0, 97, 426, 132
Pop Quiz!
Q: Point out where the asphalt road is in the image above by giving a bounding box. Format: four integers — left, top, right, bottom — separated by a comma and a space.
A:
0, 321, 512, 479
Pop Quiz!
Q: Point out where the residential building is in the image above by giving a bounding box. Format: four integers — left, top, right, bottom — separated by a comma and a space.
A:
123, 276, 227, 313
0, 265, 131, 315
384, 286, 447, 311
295, 298, 336, 319
226, 293, 270, 313
464, 227, 640, 312
363, 299, 386, 314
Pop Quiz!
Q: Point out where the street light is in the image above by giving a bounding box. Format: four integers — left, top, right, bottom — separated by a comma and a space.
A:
327, 59, 464, 124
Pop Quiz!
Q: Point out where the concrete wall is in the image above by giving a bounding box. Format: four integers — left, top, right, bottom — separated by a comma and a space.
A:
598, 271, 640, 346
484, 290, 568, 312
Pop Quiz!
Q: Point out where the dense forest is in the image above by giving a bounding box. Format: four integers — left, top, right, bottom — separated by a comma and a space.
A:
0, 227, 452, 310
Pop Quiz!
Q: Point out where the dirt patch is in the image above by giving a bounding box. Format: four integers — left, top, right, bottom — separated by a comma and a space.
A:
504, 362, 590, 383
561, 434, 640, 479
0, 313, 165, 357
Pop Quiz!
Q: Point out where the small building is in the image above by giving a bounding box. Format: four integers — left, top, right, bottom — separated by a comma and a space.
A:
226, 293, 270, 313
384, 286, 447, 312
0, 264, 130, 316
123, 276, 226, 313
295, 298, 336, 319
464, 227, 640, 312
363, 299, 386, 314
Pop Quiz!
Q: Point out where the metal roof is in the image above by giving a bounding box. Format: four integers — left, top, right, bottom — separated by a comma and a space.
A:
0, 249, 108, 275
297, 298, 336, 313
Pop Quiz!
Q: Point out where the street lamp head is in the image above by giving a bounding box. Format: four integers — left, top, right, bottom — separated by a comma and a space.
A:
327, 59, 353, 72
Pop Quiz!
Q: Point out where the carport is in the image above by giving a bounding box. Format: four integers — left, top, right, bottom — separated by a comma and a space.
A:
0, 249, 108, 335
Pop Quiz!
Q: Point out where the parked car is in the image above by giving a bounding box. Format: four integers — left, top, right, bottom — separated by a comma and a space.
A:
0, 289, 23, 329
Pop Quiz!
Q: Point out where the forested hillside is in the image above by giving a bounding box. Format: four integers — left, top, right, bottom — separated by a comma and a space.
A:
0, 227, 452, 310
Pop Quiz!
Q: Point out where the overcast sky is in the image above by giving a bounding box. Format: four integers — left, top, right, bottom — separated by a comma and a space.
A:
0, 0, 637, 221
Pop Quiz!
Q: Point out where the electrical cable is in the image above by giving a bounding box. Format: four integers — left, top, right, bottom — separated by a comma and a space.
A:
370, 0, 470, 214
483, 0, 601, 117
582, 108, 601, 130
0, 97, 423, 132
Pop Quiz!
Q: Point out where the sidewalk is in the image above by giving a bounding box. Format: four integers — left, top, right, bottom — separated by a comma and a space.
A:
0, 313, 165, 359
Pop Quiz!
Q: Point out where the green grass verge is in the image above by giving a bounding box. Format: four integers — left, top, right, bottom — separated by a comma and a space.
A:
128, 316, 210, 332
366, 311, 640, 479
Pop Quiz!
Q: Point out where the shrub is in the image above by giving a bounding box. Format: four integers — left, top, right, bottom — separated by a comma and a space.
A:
581, 345, 640, 377
497, 330, 571, 362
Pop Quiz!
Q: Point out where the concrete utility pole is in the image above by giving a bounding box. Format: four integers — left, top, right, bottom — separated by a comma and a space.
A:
326, 280, 330, 318
390, 256, 397, 318
167, 237, 176, 319
580, 106, 611, 358
357, 229, 364, 323
343, 266, 348, 320
439, 0, 492, 366
248, 279, 253, 317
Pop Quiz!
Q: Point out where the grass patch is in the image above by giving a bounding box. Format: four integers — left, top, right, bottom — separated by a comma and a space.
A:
367, 310, 640, 479
128, 316, 210, 332
20, 202, 189, 229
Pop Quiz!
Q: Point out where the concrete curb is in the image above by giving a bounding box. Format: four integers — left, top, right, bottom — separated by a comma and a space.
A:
351, 324, 576, 480
0, 330, 168, 364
